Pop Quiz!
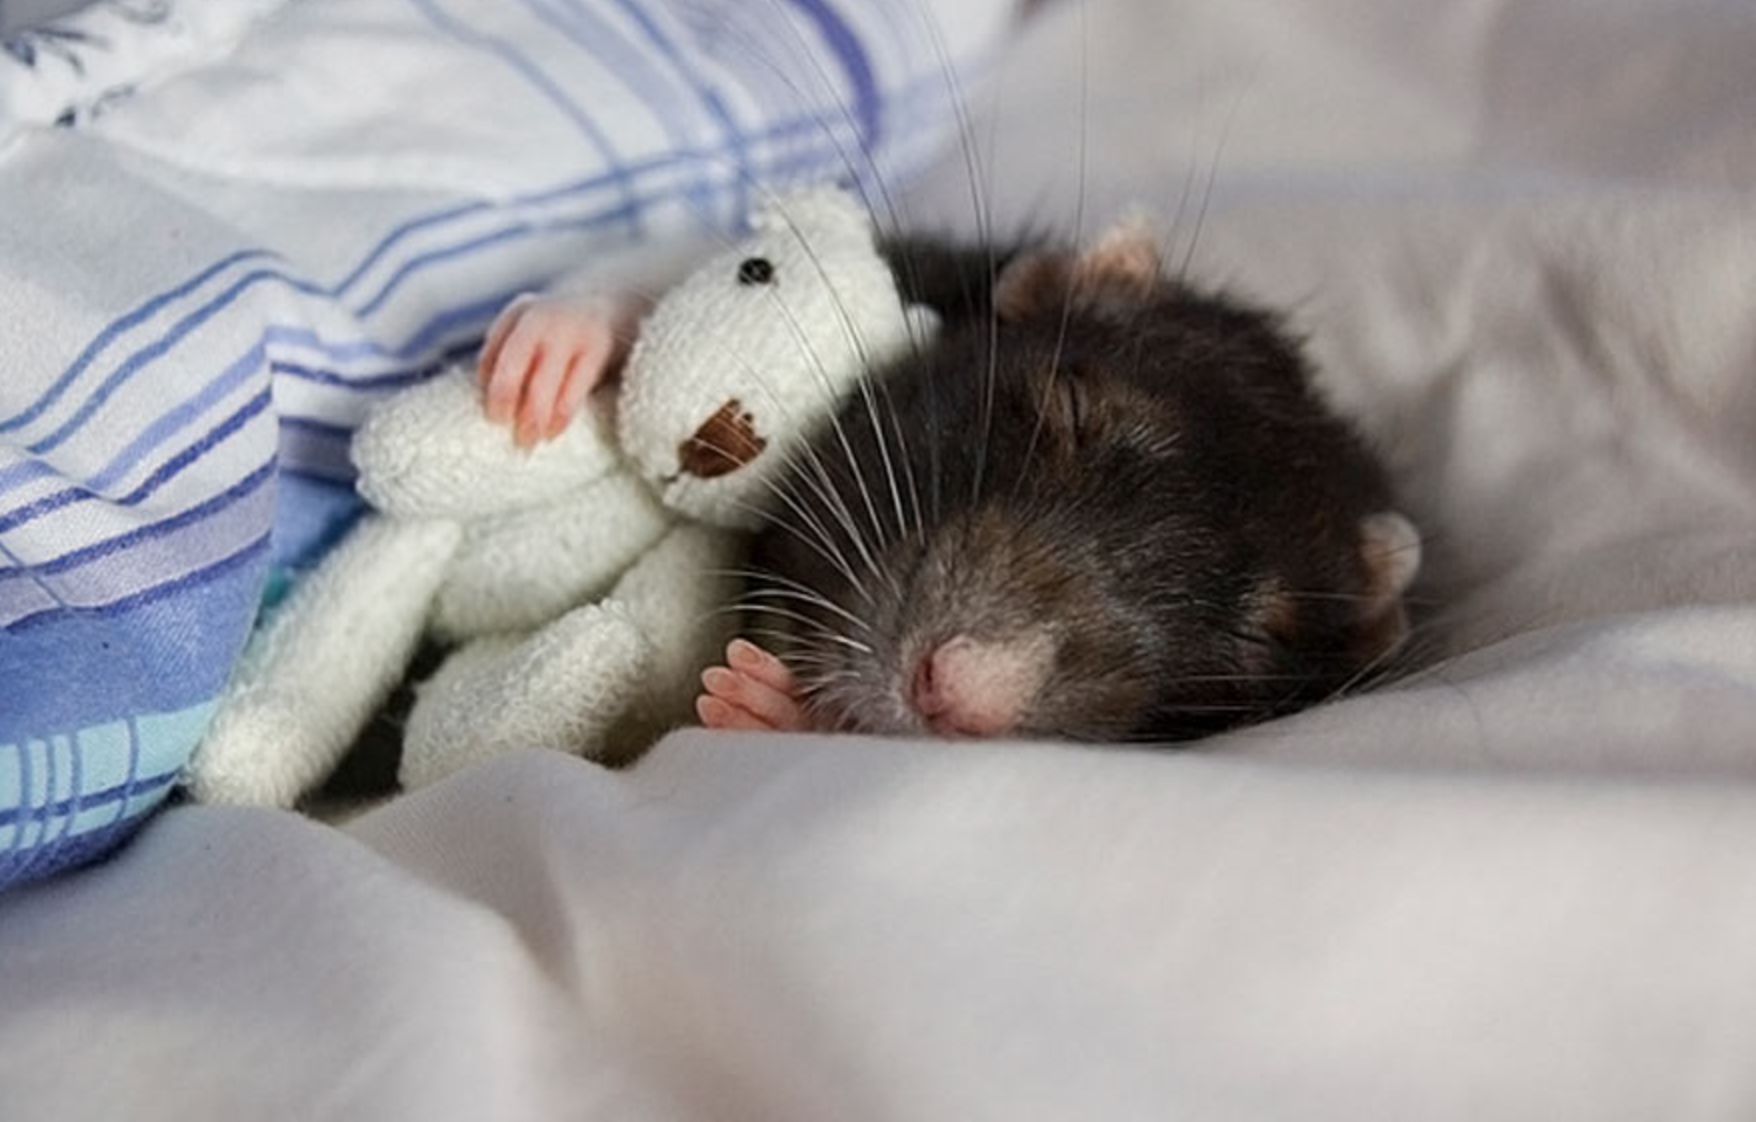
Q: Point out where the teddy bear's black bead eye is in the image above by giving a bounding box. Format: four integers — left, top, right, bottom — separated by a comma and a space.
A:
737, 256, 775, 285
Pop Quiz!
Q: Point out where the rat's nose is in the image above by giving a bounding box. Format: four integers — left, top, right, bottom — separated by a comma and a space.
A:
909, 633, 1049, 737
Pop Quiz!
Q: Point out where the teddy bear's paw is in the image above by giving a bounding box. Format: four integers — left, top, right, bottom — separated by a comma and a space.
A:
399, 603, 656, 788
186, 690, 346, 807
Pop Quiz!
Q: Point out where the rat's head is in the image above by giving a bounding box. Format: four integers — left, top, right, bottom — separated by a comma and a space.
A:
745, 217, 1420, 742
617, 186, 937, 530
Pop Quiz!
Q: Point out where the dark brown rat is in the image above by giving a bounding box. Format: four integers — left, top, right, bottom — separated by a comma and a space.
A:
740, 217, 1420, 742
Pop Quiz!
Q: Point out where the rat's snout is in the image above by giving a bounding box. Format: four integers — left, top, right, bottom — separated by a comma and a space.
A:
908, 632, 1053, 738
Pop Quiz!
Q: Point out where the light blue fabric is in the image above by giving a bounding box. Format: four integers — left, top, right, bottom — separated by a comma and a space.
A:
0, 0, 1012, 890
0, 0, 95, 37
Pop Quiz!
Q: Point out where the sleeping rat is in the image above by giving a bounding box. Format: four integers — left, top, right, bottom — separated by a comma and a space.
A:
480, 215, 1420, 744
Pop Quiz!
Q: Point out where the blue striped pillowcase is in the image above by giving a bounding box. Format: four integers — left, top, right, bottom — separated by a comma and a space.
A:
0, 0, 1013, 891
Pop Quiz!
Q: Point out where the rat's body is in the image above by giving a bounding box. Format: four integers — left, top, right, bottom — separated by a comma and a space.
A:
734, 221, 1419, 742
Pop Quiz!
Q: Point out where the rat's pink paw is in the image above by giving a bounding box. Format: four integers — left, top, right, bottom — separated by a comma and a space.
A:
477, 294, 626, 446
696, 640, 812, 732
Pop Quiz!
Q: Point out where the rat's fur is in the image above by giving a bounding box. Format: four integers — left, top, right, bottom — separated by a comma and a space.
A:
744, 226, 1417, 742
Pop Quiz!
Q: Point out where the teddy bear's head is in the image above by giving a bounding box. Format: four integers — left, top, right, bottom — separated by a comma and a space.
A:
616, 186, 938, 530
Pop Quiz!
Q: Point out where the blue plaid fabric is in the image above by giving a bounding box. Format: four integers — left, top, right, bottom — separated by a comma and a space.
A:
0, 0, 1012, 890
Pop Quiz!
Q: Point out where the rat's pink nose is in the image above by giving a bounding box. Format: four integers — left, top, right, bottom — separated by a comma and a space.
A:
909, 633, 1049, 738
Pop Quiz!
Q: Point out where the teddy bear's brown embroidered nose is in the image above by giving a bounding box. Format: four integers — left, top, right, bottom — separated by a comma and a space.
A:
678, 398, 766, 478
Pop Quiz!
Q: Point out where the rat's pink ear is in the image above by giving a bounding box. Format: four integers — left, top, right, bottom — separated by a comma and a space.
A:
1072, 210, 1162, 295
995, 209, 1165, 322
1350, 511, 1423, 661
1244, 511, 1423, 671
994, 251, 1072, 321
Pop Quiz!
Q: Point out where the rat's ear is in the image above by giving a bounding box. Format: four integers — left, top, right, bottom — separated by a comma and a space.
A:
1360, 511, 1422, 602
994, 251, 1072, 321
1351, 510, 1423, 660
1246, 511, 1422, 670
995, 209, 1165, 322
1072, 209, 1162, 296
903, 302, 943, 346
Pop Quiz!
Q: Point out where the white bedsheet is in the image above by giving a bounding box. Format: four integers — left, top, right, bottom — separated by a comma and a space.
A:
11, 742, 1756, 1120
7, 0, 1756, 1117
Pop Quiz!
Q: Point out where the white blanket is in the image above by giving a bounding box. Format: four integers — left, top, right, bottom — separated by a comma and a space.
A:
7, 0, 1756, 1117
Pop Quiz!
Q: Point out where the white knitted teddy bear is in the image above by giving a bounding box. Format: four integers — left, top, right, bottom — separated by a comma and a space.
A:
190, 186, 937, 807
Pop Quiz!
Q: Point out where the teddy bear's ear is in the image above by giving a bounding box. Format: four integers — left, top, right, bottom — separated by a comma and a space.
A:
749, 184, 876, 246
903, 303, 942, 346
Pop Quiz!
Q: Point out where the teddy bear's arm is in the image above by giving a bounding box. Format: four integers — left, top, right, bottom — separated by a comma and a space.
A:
477, 233, 724, 446
477, 291, 646, 447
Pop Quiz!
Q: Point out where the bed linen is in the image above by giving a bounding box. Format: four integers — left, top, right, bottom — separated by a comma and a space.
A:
6, 0, 1756, 1117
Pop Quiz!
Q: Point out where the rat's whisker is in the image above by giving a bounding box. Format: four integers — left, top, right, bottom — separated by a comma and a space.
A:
1159, 125, 1204, 283
1165, 702, 1286, 715
1273, 588, 1442, 607
673, 425, 845, 570
897, 0, 1000, 509
573, 209, 892, 602
769, 422, 886, 586
737, 601, 874, 654
1176, 83, 1249, 285
1012, 0, 1090, 504
737, 586, 874, 635
741, 627, 858, 668
757, 467, 871, 596
753, 209, 916, 578
712, 563, 837, 599
712, 564, 874, 634
578, 142, 905, 598
676, 29, 933, 553
715, 482, 872, 607
698, 340, 893, 600
714, 601, 872, 656
750, 294, 899, 594
1170, 672, 1326, 684
1311, 630, 1417, 708
876, 367, 926, 544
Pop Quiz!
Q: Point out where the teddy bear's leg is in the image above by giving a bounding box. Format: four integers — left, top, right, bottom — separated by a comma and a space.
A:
399, 522, 743, 785
602, 522, 746, 739
188, 516, 463, 807
398, 600, 654, 789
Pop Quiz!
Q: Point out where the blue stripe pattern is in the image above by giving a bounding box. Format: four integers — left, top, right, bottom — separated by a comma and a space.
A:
0, 0, 1007, 892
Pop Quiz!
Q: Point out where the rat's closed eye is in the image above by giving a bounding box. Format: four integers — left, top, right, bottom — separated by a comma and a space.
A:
1059, 371, 1085, 438
1038, 365, 1087, 450
737, 256, 775, 285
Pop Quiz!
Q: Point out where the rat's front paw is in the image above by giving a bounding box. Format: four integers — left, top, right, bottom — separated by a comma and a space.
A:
696, 639, 815, 732
477, 293, 631, 446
